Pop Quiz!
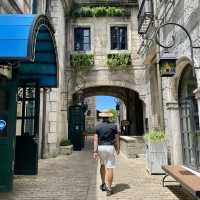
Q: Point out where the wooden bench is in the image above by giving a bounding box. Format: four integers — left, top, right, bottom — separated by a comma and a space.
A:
162, 165, 200, 198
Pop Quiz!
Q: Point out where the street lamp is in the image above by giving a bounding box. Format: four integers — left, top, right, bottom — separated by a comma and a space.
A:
155, 22, 200, 76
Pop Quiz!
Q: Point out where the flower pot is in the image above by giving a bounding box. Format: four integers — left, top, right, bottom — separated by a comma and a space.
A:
59, 145, 73, 155
145, 140, 167, 174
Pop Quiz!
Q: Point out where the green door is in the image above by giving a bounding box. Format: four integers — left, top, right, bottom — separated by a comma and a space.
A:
69, 105, 85, 150
0, 79, 17, 192
14, 82, 39, 175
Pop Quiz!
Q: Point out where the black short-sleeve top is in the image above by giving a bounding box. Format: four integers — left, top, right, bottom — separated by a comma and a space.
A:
95, 122, 117, 145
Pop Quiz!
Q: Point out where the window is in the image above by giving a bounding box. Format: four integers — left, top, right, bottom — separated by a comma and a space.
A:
179, 67, 200, 171
74, 27, 91, 51
111, 26, 127, 50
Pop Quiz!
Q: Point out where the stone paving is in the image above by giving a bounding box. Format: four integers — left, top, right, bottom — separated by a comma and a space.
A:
98, 155, 196, 200
0, 137, 197, 200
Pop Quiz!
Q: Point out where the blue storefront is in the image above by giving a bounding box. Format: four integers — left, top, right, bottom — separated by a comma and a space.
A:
0, 14, 58, 192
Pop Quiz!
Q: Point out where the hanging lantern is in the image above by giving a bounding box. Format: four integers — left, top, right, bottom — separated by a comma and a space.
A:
159, 51, 176, 77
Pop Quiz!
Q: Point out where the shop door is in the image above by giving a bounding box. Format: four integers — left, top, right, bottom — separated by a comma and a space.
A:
68, 105, 85, 150
14, 83, 40, 175
0, 80, 17, 192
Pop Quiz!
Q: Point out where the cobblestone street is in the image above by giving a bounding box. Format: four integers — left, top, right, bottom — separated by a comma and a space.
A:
0, 138, 196, 200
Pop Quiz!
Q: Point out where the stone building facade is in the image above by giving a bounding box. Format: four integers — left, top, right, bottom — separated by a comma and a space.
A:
65, 0, 148, 137
138, 0, 200, 172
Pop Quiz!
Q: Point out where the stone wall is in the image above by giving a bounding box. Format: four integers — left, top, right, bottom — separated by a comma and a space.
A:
120, 136, 145, 158
42, 0, 69, 157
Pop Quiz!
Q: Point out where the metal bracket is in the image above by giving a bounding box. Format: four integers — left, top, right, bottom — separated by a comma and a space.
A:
155, 22, 200, 76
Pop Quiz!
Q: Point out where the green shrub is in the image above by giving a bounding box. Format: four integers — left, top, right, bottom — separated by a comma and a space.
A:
71, 6, 130, 17
107, 53, 131, 71
93, 7, 107, 17
60, 139, 71, 146
80, 6, 94, 17
70, 54, 94, 71
144, 131, 166, 142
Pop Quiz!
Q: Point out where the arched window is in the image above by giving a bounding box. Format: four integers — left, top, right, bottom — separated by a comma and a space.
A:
179, 65, 200, 171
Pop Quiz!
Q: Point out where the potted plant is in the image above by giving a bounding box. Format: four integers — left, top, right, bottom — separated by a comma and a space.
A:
59, 139, 73, 155
144, 130, 167, 174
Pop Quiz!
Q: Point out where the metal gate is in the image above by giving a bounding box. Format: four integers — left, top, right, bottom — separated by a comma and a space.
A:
179, 96, 200, 171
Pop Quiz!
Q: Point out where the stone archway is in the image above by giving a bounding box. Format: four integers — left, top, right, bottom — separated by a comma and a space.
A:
72, 85, 145, 136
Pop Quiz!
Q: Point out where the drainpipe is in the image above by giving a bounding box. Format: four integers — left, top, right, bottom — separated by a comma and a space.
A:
41, 88, 47, 159
155, 2, 165, 131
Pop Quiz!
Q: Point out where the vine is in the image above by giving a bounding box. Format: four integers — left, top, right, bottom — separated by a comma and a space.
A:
72, 6, 130, 17
107, 53, 131, 71
70, 54, 94, 72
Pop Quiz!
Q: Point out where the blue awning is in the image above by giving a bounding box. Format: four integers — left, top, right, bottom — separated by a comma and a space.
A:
0, 14, 58, 88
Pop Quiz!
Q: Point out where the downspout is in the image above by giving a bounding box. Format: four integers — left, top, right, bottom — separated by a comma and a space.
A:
41, 88, 47, 159
155, 1, 165, 131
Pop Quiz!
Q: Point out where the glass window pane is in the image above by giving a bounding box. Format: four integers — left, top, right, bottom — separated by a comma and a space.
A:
84, 36, 90, 44
25, 87, 36, 98
84, 29, 90, 37
24, 119, 35, 136
25, 101, 35, 117
74, 27, 90, 51
16, 120, 22, 136
84, 43, 90, 51
17, 102, 23, 117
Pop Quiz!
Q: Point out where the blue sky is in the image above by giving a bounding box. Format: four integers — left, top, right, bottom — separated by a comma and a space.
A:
96, 96, 116, 111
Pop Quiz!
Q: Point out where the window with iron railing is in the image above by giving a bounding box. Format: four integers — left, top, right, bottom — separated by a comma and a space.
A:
137, 0, 154, 35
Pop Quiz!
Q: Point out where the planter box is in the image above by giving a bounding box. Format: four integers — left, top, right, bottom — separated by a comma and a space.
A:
59, 145, 73, 155
145, 140, 167, 174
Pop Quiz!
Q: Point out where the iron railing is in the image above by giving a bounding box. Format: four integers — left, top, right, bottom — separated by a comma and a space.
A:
137, 0, 154, 34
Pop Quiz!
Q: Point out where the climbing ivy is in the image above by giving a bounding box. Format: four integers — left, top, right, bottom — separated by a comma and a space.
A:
70, 54, 94, 71
107, 53, 131, 71
72, 6, 130, 17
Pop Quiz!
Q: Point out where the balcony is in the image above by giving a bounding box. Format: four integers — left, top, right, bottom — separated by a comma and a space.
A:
74, 0, 137, 6
137, 0, 154, 34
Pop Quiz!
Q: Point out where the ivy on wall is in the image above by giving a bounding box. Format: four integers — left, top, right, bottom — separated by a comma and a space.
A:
72, 6, 130, 17
107, 53, 131, 71
70, 54, 94, 71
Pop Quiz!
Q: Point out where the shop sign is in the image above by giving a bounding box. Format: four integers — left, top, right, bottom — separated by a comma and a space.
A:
0, 120, 6, 131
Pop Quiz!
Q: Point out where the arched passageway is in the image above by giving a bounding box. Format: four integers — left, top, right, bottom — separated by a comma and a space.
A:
72, 86, 145, 136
